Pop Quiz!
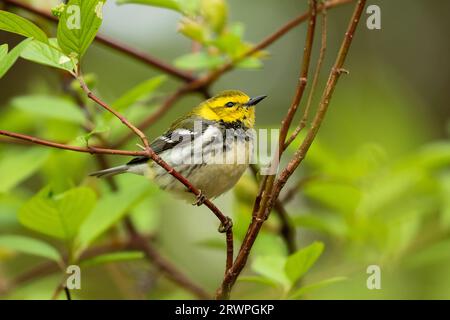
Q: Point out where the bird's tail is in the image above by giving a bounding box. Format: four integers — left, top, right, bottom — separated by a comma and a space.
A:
89, 165, 130, 178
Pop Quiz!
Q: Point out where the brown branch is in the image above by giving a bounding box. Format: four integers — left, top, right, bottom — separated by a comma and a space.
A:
76, 77, 234, 286
285, 5, 328, 150
0, 129, 148, 156
216, 0, 367, 300
278, 0, 318, 151
250, 164, 296, 254
78, 75, 152, 152
274, 0, 366, 195
1, 0, 196, 83
112, 86, 187, 148
273, 201, 296, 254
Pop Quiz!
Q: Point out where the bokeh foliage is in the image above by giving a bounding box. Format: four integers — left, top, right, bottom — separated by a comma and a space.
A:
0, 0, 449, 299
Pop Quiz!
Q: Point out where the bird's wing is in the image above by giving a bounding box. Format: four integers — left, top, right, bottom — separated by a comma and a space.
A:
126, 117, 210, 166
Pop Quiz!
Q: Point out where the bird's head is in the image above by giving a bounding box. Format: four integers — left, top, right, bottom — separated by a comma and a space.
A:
193, 90, 267, 128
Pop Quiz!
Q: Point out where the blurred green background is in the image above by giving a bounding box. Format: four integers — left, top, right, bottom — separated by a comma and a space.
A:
0, 0, 449, 299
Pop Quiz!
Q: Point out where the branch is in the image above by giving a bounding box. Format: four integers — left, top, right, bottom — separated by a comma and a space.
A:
249, 164, 296, 254
112, 86, 187, 148
278, 0, 318, 151
1, 0, 196, 82
0, 130, 148, 156
78, 75, 152, 152
216, 0, 367, 300
274, 0, 366, 194
78, 76, 234, 280
285, 5, 328, 150
180, 0, 353, 93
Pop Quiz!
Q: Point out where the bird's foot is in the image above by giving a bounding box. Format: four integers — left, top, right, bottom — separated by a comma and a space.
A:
193, 191, 206, 206
218, 216, 233, 233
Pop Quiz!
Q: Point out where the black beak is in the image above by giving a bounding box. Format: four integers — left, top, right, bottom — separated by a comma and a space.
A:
245, 95, 267, 107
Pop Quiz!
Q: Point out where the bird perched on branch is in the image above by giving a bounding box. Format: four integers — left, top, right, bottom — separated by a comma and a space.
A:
90, 90, 266, 202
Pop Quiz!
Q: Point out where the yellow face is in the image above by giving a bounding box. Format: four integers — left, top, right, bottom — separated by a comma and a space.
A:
194, 90, 266, 129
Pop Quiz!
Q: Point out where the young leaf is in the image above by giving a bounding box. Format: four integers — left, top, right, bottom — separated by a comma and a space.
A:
117, 0, 183, 13
80, 251, 144, 267
18, 187, 96, 240
252, 255, 290, 289
77, 124, 110, 145
11, 94, 85, 124
112, 75, 167, 111
0, 148, 50, 193
0, 11, 48, 43
288, 276, 346, 299
76, 180, 152, 252
57, 0, 105, 59
0, 235, 61, 262
174, 52, 225, 71
0, 38, 33, 79
20, 39, 76, 73
284, 242, 324, 285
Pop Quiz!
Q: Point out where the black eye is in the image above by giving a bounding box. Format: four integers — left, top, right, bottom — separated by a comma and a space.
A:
225, 102, 235, 108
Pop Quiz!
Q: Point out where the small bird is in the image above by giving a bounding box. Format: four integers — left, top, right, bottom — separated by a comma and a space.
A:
90, 90, 266, 202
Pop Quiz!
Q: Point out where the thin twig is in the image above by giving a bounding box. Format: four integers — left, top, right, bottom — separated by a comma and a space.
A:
274, 0, 366, 195
64, 286, 72, 300
1, 0, 196, 82
216, 0, 367, 300
250, 164, 296, 254
0, 130, 148, 156
278, 0, 318, 151
66, 80, 211, 299
285, 5, 328, 149
78, 76, 234, 282
113, 86, 187, 148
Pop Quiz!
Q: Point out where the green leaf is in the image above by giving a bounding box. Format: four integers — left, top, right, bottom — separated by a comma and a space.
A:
0, 38, 33, 79
0, 11, 48, 43
57, 0, 105, 59
76, 180, 152, 252
0, 148, 50, 193
252, 255, 290, 289
18, 187, 97, 240
117, 0, 183, 12
20, 39, 76, 72
174, 52, 225, 71
284, 242, 324, 284
237, 276, 279, 288
112, 75, 167, 111
80, 251, 144, 267
288, 276, 346, 299
0, 235, 61, 262
11, 94, 85, 124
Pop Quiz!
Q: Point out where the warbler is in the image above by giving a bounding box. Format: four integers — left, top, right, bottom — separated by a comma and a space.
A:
90, 90, 266, 202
